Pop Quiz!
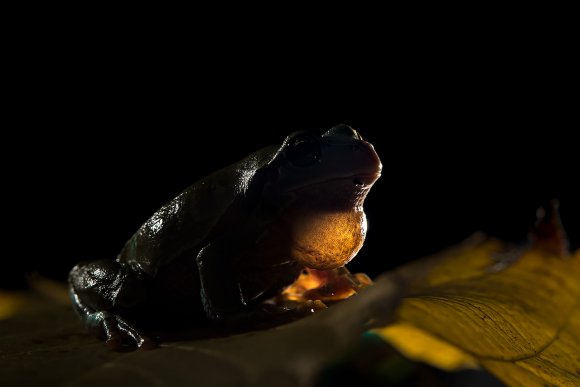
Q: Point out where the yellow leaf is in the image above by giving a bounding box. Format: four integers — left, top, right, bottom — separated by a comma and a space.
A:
379, 322, 478, 371
375, 239, 580, 387
0, 292, 26, 320
481, 299, 580, 387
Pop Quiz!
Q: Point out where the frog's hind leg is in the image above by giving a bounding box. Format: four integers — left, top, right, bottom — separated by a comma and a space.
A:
68, 259, 154, 350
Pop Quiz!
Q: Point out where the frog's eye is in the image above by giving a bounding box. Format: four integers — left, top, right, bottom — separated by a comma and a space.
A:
286, 133, 321, 167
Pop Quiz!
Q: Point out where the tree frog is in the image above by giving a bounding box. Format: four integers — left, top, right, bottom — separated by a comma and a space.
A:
68, 124, 382, 349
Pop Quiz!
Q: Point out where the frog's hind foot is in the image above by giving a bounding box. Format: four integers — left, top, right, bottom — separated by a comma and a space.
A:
87, 311, 157, 351
68, 259, 155, 351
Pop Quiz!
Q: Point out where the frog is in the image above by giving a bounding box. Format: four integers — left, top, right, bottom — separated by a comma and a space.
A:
68, 124, 382, 350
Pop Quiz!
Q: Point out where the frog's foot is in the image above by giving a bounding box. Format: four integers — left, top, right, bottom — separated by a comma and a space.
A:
87, 311, 157, 351
278, 267, 373, 305
303, 267, 372, 302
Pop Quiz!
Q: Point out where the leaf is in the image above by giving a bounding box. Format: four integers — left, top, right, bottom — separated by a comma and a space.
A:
0, 291, 27, 319
2, 204, 577, 386
70, 277, 401, 387
374, 220, 580, 386
378, 322, 479, 371
0, 272, 405, 387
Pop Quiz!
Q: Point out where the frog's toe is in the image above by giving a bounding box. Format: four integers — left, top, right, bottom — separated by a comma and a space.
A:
92, 311, 156, 351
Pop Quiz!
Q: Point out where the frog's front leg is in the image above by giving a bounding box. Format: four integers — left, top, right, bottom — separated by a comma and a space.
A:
197, 240, 247, 321
68, 259, 153, 350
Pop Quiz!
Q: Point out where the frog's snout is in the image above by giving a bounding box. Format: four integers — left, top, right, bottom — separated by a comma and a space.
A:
319, 124, 382, 186
351, 139, 382, 186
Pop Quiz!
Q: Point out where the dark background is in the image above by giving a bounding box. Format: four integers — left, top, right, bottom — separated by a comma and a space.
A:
4, 29, 578, 289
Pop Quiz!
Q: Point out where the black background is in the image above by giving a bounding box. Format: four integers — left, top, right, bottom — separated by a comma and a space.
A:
4, 28, 578, 289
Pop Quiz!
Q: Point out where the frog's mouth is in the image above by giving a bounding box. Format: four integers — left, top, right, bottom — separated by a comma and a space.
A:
280, 170, 381, 195
352, 172, 381, 187
311, 170, 382, 190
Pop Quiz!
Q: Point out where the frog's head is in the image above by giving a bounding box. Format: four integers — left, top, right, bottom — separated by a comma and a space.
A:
264, 124, 382, 270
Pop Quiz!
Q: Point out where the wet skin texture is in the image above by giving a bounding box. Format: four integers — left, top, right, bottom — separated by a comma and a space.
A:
68, 125, 382, 349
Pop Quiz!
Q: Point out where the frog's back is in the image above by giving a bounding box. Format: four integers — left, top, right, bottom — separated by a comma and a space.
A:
117, 146, 277, 277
